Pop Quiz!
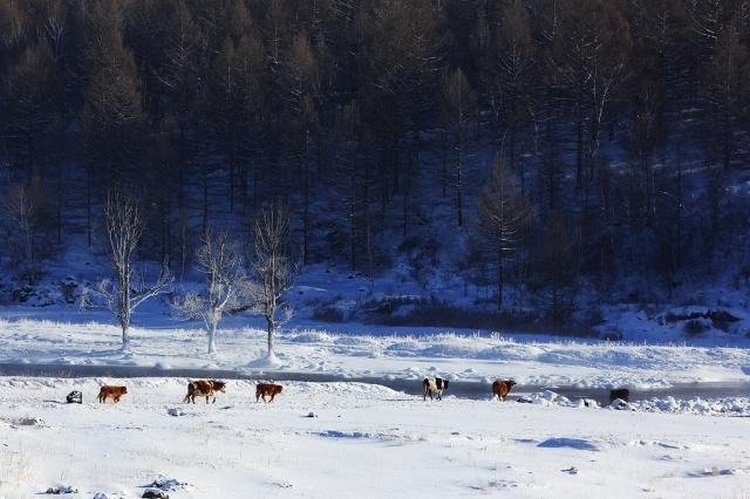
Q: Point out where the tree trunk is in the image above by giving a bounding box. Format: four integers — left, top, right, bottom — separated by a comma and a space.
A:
57, 164, 63, 245
722, 107, 731, 172
456, 123, 464, 227
119, 260, 132, 350
575, 107, 583, 189
202, 172, 208, 235
86, 169, 92, 248
303, 129, 310, 265
266, 317, 274, 356
229, 143, 236, 213
348, 144, 357, 271
119, 293, 131, 350
364, 150, 373, 278
121, 323, 130, 351
208, 321, 217, 354
441, 129, 448, 197
119, 289, 130, 350
496, 245, 504, 311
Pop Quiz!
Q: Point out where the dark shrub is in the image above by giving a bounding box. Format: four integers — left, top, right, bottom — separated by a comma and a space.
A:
312, 304, 345, 323
684, 319, 709, 337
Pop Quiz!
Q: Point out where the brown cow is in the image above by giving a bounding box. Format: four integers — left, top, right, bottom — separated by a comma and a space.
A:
97, 385, 128, 403
183, 379, 226, 404
492, 379, 516, 401
256, 382, 283, 402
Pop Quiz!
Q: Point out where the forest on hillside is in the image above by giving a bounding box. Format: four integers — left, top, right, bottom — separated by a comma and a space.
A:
1, 0, 749, 326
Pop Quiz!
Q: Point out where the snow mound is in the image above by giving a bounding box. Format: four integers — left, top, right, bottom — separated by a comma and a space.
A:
537, 438, 600, 451
247, 353, 283, 368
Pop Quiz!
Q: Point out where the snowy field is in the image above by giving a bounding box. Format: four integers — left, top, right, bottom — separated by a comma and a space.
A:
1, 314, 750, 497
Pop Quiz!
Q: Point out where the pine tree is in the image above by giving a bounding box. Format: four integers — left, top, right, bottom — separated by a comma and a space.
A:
2, 41, 60, 177
81, 24, 144, 246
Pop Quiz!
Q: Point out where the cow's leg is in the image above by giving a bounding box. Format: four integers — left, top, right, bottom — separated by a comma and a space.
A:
270, 393, 275, 402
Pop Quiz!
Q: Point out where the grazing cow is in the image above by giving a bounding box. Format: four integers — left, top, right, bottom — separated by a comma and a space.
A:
184, 379, 227, 404
609, 388, 630, 403
97, 385, 127, 403
491, 379, 517, 401
423, 377, 449, 401
256, 382, 283, 403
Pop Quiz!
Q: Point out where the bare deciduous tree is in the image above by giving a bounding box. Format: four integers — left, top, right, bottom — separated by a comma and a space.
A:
175, 229, 245, 354
100, 189, 171, 351
249, 202, 294, 359
1, 178, 55, 280
549, 0, 630, 186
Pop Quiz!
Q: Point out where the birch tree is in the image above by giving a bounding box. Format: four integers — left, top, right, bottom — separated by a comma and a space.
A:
176, 229, 245, 354
100, 189, 172, 351
249, 202, 294, 358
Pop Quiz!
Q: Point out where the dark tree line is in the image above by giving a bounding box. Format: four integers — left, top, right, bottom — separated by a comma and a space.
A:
1, 0, 748, 323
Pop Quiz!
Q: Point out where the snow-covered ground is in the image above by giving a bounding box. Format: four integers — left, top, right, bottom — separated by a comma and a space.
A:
1, 313, 750, 497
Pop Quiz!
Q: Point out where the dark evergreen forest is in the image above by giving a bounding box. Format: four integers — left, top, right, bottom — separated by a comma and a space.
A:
1, 0, 749, 325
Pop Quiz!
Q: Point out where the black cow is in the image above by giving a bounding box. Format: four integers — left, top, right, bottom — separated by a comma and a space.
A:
609, 388, 630, 403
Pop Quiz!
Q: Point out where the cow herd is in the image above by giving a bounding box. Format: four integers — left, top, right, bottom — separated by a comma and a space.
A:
87, 379, 284, 405
86, 377, 520, 407
423, 376, 517, 401
85, 377, 630, 406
